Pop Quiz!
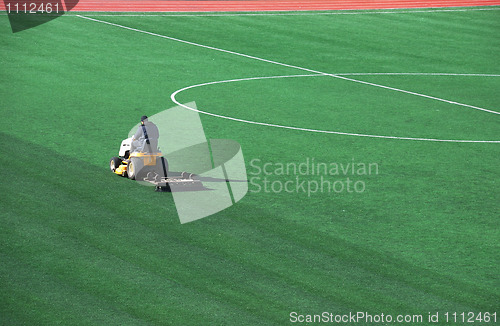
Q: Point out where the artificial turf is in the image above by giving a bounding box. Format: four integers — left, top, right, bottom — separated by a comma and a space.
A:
1, 7, 499, 325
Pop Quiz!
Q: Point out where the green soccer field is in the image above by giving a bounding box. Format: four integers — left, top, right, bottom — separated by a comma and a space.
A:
1, 7, 499, 325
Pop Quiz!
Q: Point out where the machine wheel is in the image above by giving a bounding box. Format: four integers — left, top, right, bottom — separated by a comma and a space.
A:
110, 157, 122, 172
127, 158, 144, 180
127, 157, 149, 181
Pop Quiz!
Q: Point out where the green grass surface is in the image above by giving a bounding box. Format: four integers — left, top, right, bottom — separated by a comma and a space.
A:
1, 8, 499, 325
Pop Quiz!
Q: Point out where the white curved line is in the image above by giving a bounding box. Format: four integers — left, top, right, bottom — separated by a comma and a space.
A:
77, 15, 499, 116
77, 16, 499, 142
170, 73, 500, 143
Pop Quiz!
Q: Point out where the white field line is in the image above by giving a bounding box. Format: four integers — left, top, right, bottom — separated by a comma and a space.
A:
70, 7, 500, 17
171, 74, 500, 143
76, 14, 500, 116
77, 15, 500, 142
340, 72, 500, 77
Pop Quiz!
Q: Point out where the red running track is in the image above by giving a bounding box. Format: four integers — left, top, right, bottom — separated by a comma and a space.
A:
1, 1, 500, 12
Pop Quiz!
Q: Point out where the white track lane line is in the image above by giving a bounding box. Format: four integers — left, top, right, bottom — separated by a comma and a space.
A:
73, 7, 500, 17
171, 74, 500, 143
